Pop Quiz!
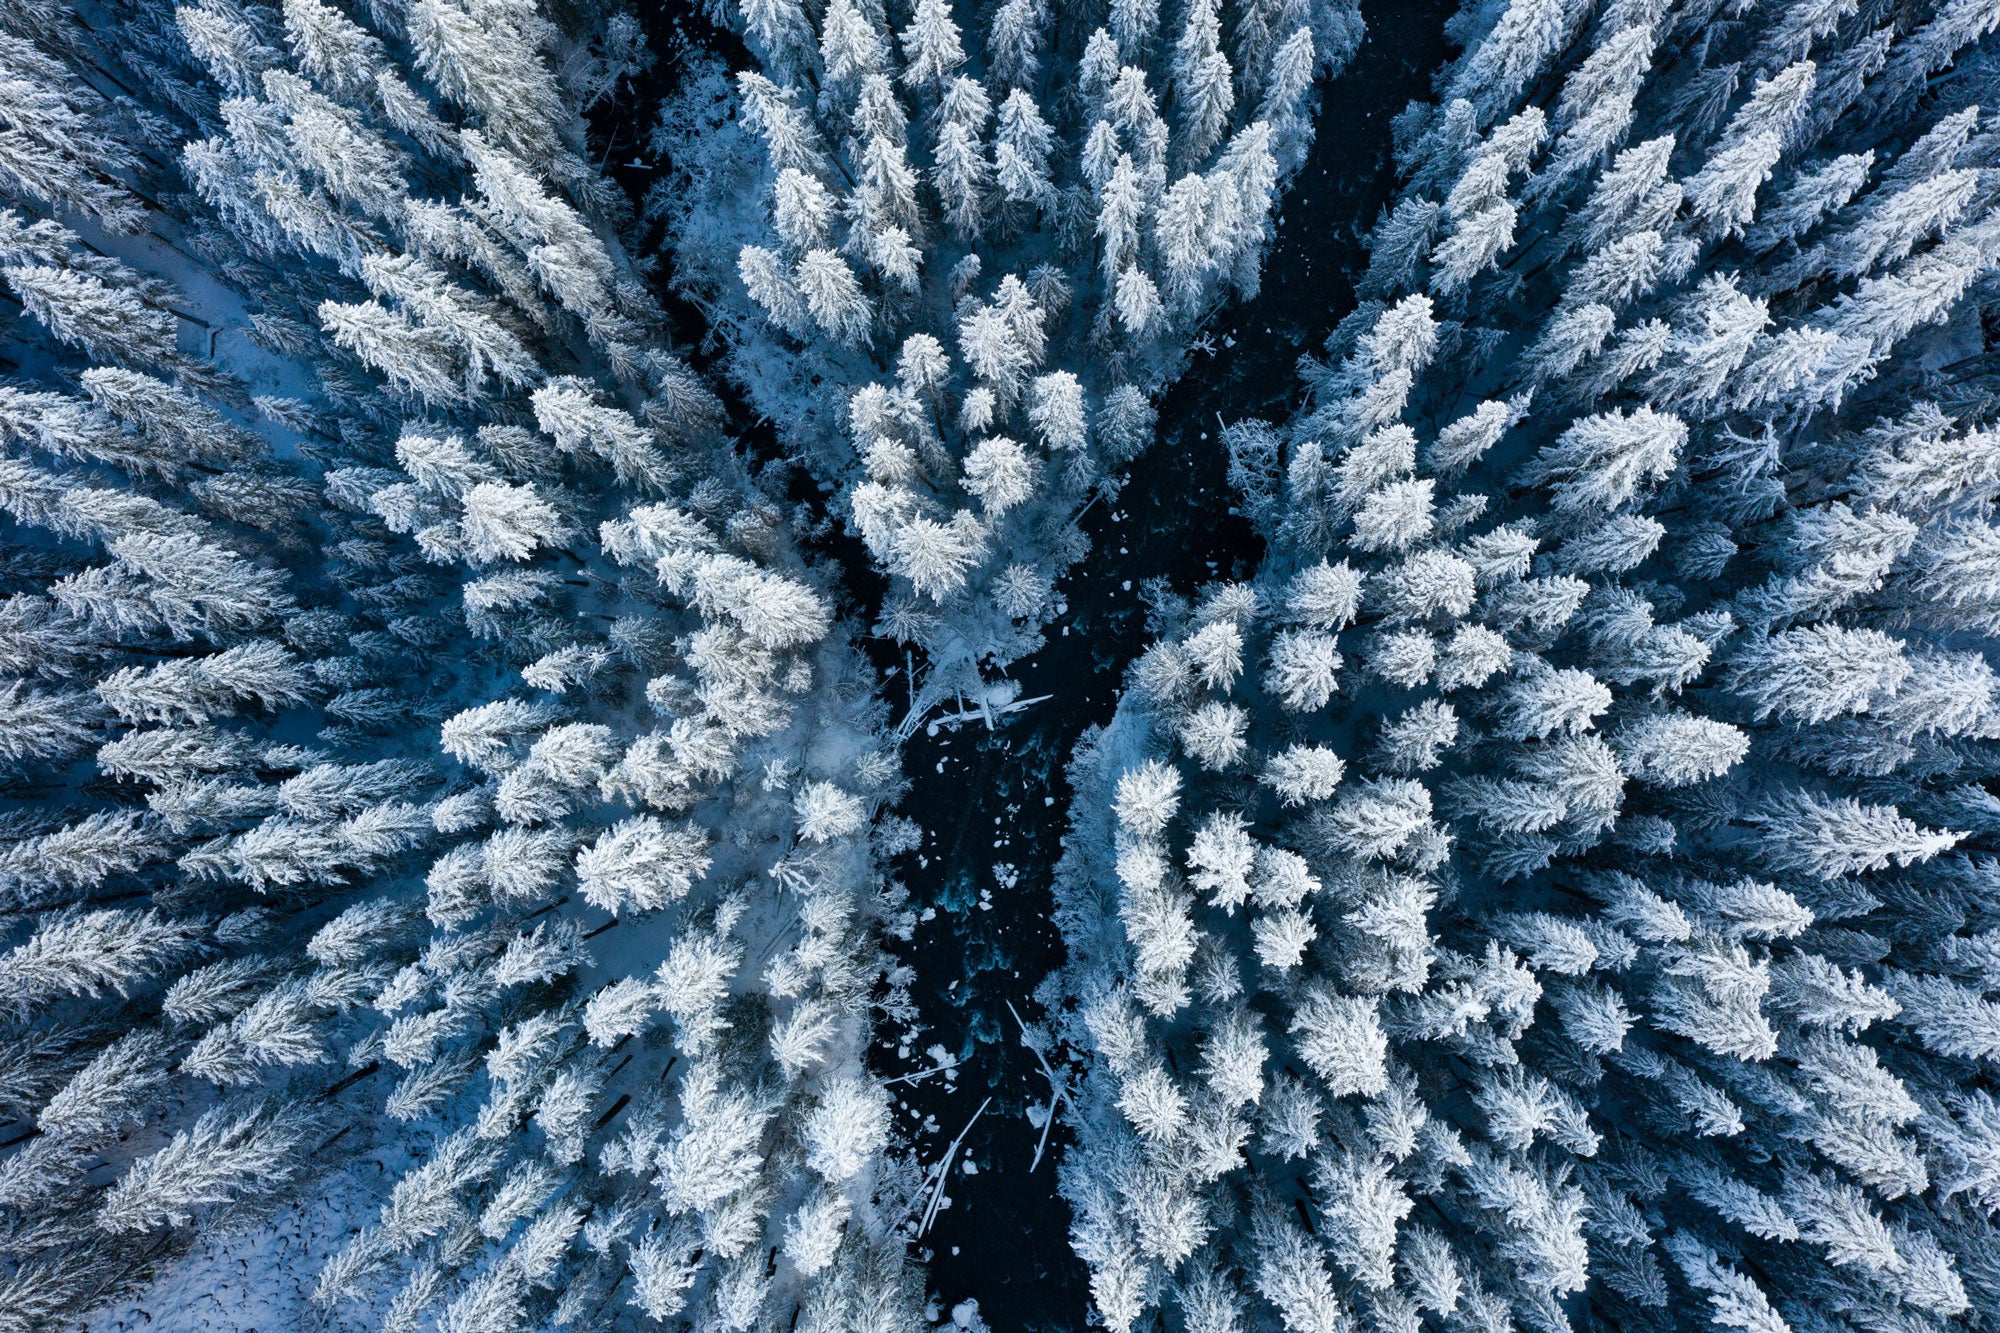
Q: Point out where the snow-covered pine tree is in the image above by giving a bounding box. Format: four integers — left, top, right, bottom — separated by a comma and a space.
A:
653, 0, 1364, 716
1043, 4, 2000, 1333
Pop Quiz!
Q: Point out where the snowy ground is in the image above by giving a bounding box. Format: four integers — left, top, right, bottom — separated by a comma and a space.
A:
85, 1150, 396, 1332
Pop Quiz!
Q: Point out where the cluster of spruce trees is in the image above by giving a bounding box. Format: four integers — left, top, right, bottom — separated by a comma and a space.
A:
1048, 6, 2000, 1333
4, 0, 2000, 1330
652, 0, 1363, 711
0, 0, 922, 1326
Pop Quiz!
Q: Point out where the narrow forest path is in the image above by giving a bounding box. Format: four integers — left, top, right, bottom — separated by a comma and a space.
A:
880, 4, 1454, 1323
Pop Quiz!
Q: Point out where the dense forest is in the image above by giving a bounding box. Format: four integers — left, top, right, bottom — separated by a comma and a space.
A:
3, 1, 2000, 1332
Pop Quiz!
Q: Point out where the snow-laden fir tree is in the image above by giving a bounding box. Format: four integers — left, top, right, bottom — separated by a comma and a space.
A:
652, 0, 1363, 717
1042, 4, 2000, 1333
0, 1, 935, 1328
